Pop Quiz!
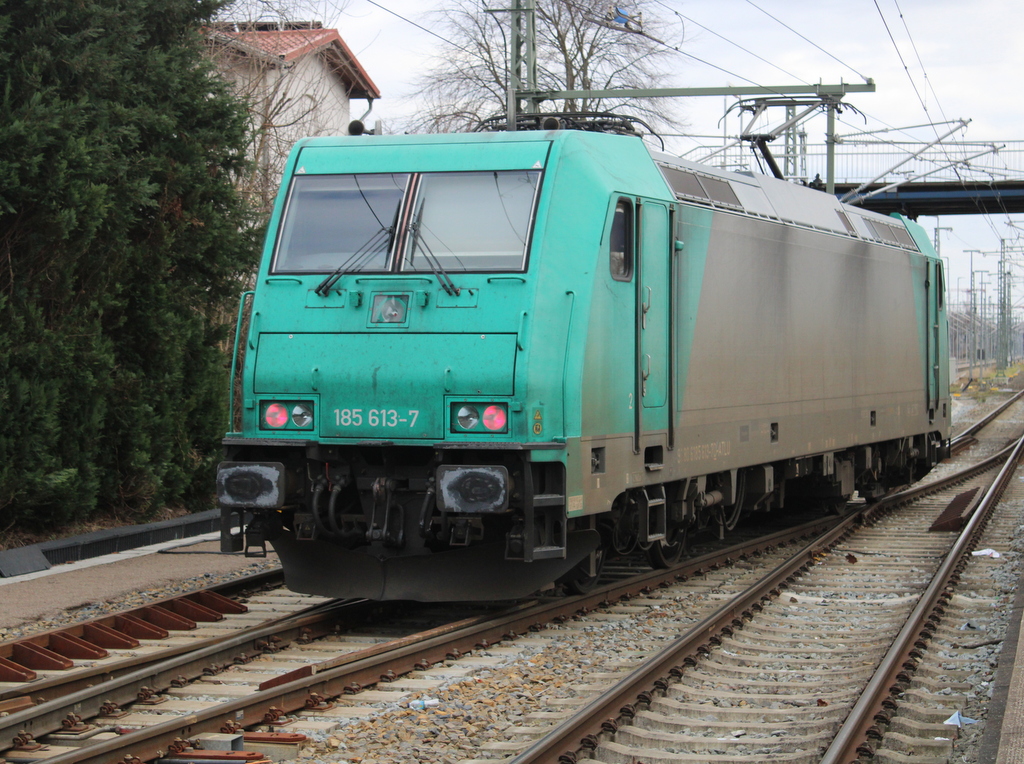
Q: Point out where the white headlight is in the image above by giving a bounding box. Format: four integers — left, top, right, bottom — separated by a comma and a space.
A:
291, 404, 313, 428
457, 405, 479, 429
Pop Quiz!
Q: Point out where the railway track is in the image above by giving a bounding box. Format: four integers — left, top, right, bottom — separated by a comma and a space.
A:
2, 396, 1021, 764
0, 519, 840, 763
505, 397, 1024, 764
0, 570, 321, 705
949, 389, 1024, 456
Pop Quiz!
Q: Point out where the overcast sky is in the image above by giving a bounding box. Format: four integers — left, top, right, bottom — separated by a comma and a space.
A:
331, 0, 1024, 306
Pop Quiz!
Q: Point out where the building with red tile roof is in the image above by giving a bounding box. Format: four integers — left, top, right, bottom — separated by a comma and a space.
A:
208, 22, 381, 211
211, 23, 380, 104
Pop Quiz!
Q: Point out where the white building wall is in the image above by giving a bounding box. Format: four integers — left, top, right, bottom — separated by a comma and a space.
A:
216, 48, 358, 214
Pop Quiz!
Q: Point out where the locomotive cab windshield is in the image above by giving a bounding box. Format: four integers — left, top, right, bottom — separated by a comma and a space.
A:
279, 173, 408, 274
277, 169, 541, 276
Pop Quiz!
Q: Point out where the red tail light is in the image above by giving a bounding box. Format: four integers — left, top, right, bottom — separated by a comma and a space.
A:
264, 402, 289, 428
482, 405, 507, 431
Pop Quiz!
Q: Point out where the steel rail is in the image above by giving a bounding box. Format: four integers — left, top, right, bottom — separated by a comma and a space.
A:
0, 569, 287, 705
878, 437, 1017, 510
820, 428, 1024, 764
4, 396, 1013, 760
9, 517, 837, 764
0, 597, 371, 753
951, 435, 979, 455
506, 510, 867, 764
950, 389, 1024, 452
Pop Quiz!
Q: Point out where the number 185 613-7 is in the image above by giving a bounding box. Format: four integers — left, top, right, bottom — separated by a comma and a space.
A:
334, 408, 419, 428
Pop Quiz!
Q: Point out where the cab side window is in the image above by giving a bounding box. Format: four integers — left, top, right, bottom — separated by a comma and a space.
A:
610, 199, 633, 281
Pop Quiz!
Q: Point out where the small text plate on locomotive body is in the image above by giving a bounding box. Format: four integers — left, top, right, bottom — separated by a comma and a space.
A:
681, 440, 732, 462
333, 408, 420, 429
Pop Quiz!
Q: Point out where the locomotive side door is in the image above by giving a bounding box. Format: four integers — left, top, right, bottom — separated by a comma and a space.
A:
636, 200, 671, 443
926, 259, 942, 420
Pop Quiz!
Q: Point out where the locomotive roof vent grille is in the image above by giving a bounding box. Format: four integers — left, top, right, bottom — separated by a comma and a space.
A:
657, 165, 743, 210
836, 210, 857, 234
863, 217, 919, 251
658, 161, 917, 252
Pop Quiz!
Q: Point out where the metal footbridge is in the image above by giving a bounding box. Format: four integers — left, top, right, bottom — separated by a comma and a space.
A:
683, 130, 1024, 219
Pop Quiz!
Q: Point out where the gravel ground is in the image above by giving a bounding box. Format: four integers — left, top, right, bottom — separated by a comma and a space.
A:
952, 394, 985, 431
279, 600, 703, 763
951, 388, 1017, 433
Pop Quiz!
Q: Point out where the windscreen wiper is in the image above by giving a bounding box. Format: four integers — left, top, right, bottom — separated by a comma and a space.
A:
407, 222, 460, 297
314, 226, 392, 296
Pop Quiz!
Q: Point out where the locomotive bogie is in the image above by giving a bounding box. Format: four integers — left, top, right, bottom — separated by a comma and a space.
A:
218, 128, 949, 601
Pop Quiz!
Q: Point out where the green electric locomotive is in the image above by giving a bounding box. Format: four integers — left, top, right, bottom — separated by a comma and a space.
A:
218, 124, 949, 601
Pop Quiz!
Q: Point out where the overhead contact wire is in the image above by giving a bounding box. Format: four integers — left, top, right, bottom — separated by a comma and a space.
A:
743, 0, 871, 83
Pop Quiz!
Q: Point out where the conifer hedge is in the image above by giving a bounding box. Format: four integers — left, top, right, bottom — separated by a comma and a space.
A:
0, 0, 259, 531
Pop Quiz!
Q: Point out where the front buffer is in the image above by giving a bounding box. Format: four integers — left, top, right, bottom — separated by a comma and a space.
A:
218, 448, 599, 602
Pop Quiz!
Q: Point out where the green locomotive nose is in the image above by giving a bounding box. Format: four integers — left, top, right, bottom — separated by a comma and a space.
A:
252, 332, 518, 441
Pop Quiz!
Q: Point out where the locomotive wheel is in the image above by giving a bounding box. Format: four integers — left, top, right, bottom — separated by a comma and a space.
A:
563, 547, 606, 595
825, 497, 850, 516
646, 528, 688, 568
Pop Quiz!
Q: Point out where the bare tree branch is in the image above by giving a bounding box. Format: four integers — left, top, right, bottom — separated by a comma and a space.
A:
405, 0, 687, 135
207, 0, 355, 220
